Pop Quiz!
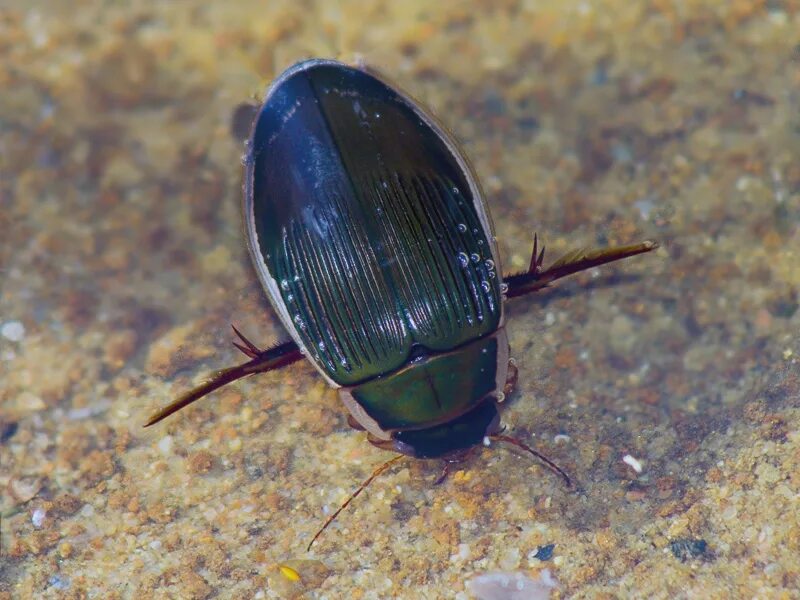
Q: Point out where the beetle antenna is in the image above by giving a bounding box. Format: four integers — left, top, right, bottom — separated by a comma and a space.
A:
307, 454, 405, 551
143, 338, 302, 427
490, 434, 572, 487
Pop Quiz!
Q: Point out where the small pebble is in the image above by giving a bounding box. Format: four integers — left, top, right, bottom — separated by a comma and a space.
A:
1, 320, 25, 342
158, 435, 174, 455
670, 538, 711, 562
59, 542, 73, 558
533, 543, 555, 561
31, 508, 46, 528
622, 454, 643, 474
48, 575, 70, 591
467, 570, 557, 600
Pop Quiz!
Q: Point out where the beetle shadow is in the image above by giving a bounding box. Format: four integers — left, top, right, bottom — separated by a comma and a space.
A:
504, 272, 646, 314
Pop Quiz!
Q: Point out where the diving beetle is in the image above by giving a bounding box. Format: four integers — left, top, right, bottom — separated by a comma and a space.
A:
145, 58, 657, 548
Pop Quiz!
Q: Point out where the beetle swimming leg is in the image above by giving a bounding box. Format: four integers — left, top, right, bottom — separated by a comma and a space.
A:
144, 332, 303, 427
504, 234, 658, 299
307, 454, 405, 551
433, 461, 451, 486
502, 359, 519, 397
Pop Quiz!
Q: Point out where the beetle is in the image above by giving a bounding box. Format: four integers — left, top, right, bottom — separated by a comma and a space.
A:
145, 58, 657, 548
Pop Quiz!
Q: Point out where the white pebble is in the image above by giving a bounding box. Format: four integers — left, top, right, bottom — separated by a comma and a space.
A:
1, 320, 25, 342
158, 435, 173, 454
459, 543, 471, 560
80, 504, 94, 517
31, 508, 46, 528
622, 454, 643, 473
467, 570, 558, 600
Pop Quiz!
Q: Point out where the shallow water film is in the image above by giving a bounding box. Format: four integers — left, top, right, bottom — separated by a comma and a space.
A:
1, 1, 799, 598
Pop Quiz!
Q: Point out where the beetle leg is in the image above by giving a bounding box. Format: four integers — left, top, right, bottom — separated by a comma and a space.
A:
366, 433, 396, 452
347, 414, 366, 431
504, 234, 658, 299
144, 338, 302, 427
502, 358, 519, 397
433, 461, 450, 486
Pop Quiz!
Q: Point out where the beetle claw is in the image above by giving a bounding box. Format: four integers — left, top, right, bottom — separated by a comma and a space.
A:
231, 324, 264, 358
527, 233, 546, 274
232, 341, 259, 359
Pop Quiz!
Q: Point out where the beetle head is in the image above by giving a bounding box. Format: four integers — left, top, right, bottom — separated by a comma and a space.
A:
368, 399, 501, 460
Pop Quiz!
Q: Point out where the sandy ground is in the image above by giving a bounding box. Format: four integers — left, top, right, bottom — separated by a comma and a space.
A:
1, 1, 799, 598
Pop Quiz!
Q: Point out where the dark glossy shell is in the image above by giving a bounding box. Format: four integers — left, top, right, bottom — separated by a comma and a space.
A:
244, 60, 502, 386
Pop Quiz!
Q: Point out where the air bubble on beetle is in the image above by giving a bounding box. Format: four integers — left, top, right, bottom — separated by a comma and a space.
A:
488, 270, 496, 279
485, 259, 495, 270
457, 252, 469, 268
457, 223, 467, 233
293, 314, 306, 329
280, 279, 290, 291
481, 281, 491, 293
470, 253, 481, 263
500, 282, 509, 294
452, 186, 459, 194
477, 239, 484, 245
286, 294, 294, 302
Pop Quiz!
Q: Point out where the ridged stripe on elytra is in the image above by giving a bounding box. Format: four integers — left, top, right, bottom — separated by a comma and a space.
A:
427, 174, 492, 322
421, 175, 482, 327
250, 62, 503, 385
417, 173, 492, 325
281, 184, 407, 376
291, 221, 352, 371
402, 173, 464, 335
381, 171, 455, 339
392, 170, 494, 343
364, 173, 430, 332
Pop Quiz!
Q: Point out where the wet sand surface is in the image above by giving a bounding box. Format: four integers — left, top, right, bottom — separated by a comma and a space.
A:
1, 2, 799, 598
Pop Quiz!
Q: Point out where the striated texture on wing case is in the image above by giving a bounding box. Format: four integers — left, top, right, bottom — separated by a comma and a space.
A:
248, 62, 501, 385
